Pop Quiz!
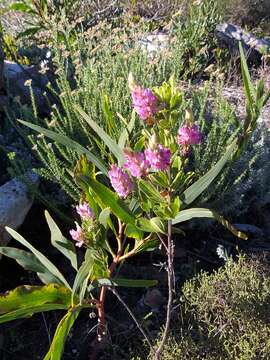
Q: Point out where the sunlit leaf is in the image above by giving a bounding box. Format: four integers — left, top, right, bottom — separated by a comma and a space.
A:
0, 284, 71, 324
5, 227, 71, 289
172, 208, 247, 239
44, 307, 80, 360
137, 217, 166, 234
45, 211, 78, 271
182, 139, 237, 205
18, 120, 108, 175
75, 106, 125, 164
0, 247, 61, 285
96, 278, 158, 288
88, 178, 136, 225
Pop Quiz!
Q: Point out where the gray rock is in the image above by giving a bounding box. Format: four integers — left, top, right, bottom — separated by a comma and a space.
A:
3, 60, 51, 114
216, 23, 270, 63
139, 32, 170, 58
0, 172, 39, 251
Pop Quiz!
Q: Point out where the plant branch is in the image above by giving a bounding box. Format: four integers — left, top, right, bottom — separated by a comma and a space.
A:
96, 219, 125, 342
109, 286, 154, 351
155, 219, 174, 360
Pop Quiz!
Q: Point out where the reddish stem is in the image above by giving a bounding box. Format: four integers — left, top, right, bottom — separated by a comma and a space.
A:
96, 220, 124, 342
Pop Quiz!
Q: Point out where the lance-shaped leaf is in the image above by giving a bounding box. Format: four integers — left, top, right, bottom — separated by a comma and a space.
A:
125, 223, 144, 240
5, 227, 71, 289
75, 105, 125, 164
136, 217, 167, 235
239, 43, 255, 109
44, 307, 81, 360
0, 284, 71, 324
118, 110, 136, 149
172, 208, 247, 240
72, 249, 94, 305
45, 211, 78, 271
95, 278, 158, 288
18, 120, 108, 175
0, 247, 62, 285
88, 178, 136, 225
138, 179, 167, 204
182, 139, 238, 206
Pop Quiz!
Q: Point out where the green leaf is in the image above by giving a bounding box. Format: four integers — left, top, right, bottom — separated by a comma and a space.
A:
138, 179, 167, 204
5, 227, 71, 290
172, 208, 247, 240
134, 238, 159, 253
0, 304, 70, 324
137, 217, 166, 234
102, 94, 115, 134
99, 207, 111, 228
75, 106, 125, 164
96, 278, 158, 288
182, 139, 237, 205
118, 110, 136, 149
239, 43, 255, 108
134, 135, 146, 152
88, 178, 136, 225
44, 307, 80, 360
125, 223, 144, 240
45, 211, 78, 271
118, 129, 129, 149
72, 249, 94, 305
16, 26, 41, 39
0, 247, 62, 285
9, 2, 35, 13
18, 120, 108, 175
0, 284, 71, 324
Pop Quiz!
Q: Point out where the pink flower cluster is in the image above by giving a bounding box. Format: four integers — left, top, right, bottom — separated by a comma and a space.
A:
76, 202, 95, 220
108, 164, 133, 198
109, 145, 171, 198
70, 202, 95, 247
145, 145, 171, 171
69, 223, 85, 247
177, 125, 201, 146
124, 150, 149, 178
131, 87, 158, 120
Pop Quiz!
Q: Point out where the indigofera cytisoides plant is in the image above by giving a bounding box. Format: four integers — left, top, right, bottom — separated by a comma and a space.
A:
1, 47, 269, 360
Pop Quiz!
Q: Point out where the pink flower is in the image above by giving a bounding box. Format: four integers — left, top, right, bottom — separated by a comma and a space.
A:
177, 125, 201, 146
124, 150, 150, 178
69, 223, 85, 247
108, 164, 133, 198
131, 87, 158, 120
76, 202, 95, 220
145, 145, 171, 171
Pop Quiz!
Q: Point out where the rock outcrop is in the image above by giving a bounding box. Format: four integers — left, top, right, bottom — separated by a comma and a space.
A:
216, 23, 270, 63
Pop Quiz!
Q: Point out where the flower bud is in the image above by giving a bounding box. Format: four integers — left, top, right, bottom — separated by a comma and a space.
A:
184, 109, 193, 125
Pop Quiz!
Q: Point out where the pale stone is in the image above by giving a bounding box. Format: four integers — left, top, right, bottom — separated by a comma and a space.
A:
0, 172, 39, 250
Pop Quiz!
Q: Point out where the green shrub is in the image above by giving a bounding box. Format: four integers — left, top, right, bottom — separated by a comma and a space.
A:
6, 0, 220, 202
193, 84, 270, 218
141, 255, 270, 360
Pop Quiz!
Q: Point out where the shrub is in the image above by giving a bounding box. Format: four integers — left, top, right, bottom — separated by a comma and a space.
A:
6, 0, 221, 204
141, 255, 270, 360
193, 84, 270, 218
